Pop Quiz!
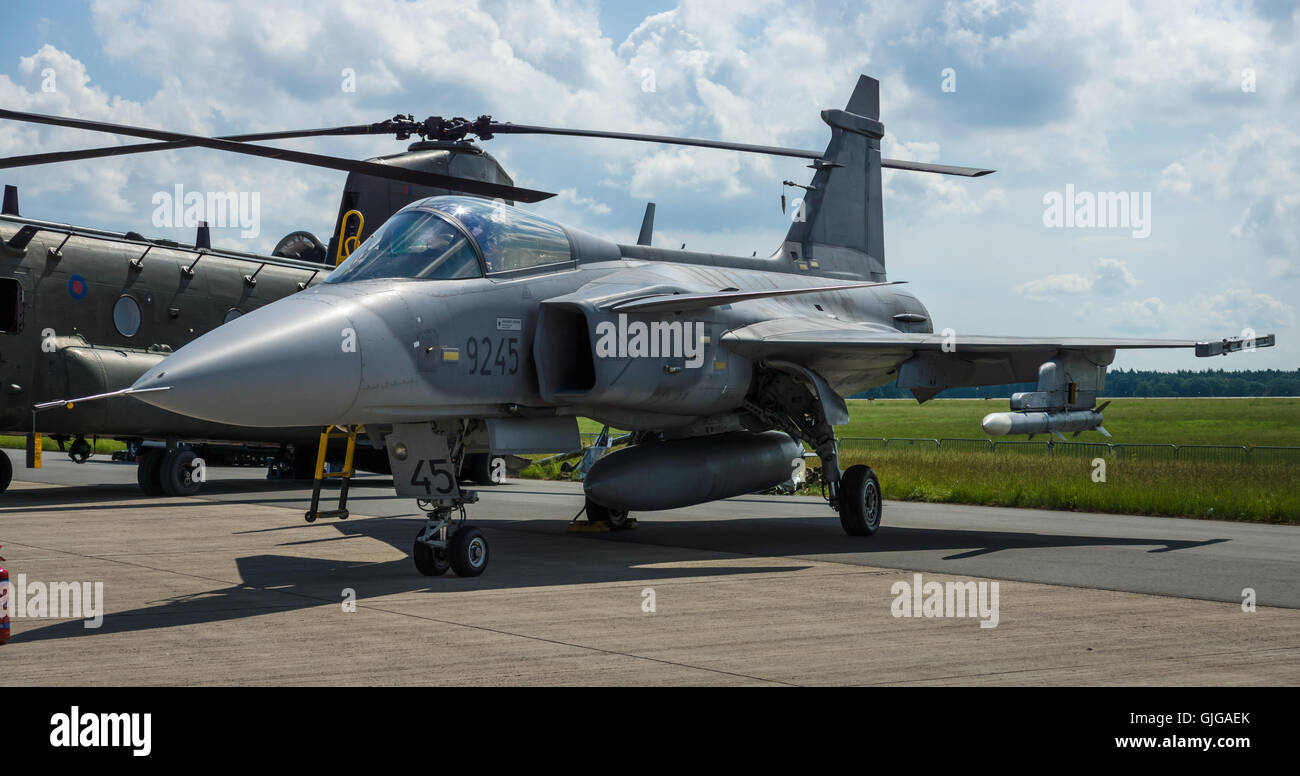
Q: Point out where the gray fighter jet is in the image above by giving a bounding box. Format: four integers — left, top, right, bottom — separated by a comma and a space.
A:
26, 76, 1272, 577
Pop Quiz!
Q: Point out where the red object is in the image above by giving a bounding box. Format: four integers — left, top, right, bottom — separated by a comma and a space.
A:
0, 544, 9, 645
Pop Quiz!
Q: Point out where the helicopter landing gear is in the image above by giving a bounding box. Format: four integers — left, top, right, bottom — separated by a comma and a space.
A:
137, 448, 165, 496
159, 447, 203, 497
136, 445, 205, 497
68, 435, 92, 464
413, 499, 488, 577
0, 450, 12, 494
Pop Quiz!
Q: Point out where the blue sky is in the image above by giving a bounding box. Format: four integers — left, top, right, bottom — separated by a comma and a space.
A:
0, 0, 1296, 371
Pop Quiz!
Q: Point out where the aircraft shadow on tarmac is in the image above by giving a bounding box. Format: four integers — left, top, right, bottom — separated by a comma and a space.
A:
9, 512, 812, 643
603, 515, 1232, 561
10, 495, 1233, 643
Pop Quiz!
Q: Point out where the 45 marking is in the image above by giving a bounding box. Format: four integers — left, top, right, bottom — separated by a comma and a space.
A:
409, 458, 456, 496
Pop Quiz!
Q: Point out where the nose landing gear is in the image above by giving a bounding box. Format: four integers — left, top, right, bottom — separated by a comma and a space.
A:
413, 495, 488, 577
384, 423, 497, 578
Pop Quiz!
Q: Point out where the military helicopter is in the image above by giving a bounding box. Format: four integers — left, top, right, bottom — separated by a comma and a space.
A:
0, 115, 532, 494
13, 75, 1271, 578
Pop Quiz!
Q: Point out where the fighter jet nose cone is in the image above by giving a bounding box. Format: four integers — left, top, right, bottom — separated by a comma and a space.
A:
981, 412, 1012, 436
131, 296, 362, 427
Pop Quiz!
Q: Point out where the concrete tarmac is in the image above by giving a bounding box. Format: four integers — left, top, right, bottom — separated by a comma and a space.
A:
2, 452, 1297, 685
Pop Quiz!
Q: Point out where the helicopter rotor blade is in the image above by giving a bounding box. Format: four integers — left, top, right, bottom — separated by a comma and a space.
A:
878, 158, 995, 177
485, 122, 826, 160
0, 122, 403, 169
0, 108, 555, 202
483, 122, 995, 176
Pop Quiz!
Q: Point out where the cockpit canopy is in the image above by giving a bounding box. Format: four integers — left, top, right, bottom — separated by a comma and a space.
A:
326, 196, 572, 283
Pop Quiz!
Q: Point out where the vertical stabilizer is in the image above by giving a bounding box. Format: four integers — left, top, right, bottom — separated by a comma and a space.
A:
778, 75, 885, 281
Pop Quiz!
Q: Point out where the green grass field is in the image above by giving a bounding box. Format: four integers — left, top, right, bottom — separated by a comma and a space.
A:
0, 435, 125, 454
564, 398, 1300, 523
836, 448, 1300, 523
578, 397, 1300, 447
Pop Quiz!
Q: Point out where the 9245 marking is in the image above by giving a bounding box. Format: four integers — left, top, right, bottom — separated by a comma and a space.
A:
466, 336, 519, 375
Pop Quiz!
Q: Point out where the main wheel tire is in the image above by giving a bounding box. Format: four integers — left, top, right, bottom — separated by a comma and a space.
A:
412, 530, 450, 576
159, 448, 202, 497
464, 453, 504, 486
448, 525, 489, 577
838, 465, 883, 536
137, 449, 166, 496
0, 451, 12, 494
585, 497, 629, 528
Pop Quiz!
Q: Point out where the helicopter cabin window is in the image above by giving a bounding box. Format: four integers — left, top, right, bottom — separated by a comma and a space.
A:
426, 196, 573, 275
113, 295, 142, 337
325, 210, 484, 283
0, 278, 20, 333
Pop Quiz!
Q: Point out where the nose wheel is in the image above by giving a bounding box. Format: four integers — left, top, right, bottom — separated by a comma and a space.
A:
448, 526, 489, 576
413, 502, 489, 577
412, 533, 450, 576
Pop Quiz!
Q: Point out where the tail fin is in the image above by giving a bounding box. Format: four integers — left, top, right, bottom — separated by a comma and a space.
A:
780, 75, 885, 281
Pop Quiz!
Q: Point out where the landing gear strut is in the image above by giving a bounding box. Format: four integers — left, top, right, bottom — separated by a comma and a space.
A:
68, 435, 92, 464
744, 363, 884, 538
384, 423, 495, 576
413, 500, 488, 577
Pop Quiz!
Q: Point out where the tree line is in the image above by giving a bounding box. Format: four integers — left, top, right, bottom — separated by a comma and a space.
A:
852, 369, 1300, 399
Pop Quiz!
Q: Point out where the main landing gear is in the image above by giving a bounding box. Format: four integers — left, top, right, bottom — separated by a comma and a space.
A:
836, 464, 882, 536
744, 364, 885, 537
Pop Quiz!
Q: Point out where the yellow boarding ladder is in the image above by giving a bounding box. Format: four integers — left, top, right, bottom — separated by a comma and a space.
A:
335, 209, 364, 266
304, 424, 365, 522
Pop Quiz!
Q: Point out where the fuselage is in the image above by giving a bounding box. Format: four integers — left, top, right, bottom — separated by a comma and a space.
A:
128, 196, 931, 433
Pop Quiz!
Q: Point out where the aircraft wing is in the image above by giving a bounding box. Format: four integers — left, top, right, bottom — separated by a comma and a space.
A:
606, 281, 903, 313
721, 317, 1274, 399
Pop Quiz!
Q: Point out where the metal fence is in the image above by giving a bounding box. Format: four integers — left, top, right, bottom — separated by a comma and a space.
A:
840, 437, 1296, 464
578, 432, 1298, 464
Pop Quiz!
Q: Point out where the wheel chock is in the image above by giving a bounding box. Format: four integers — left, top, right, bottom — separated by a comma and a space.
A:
567, 518, 637, 532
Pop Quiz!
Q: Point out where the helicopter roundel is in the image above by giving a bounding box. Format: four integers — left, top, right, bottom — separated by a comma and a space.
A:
68, 274, 88, 300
